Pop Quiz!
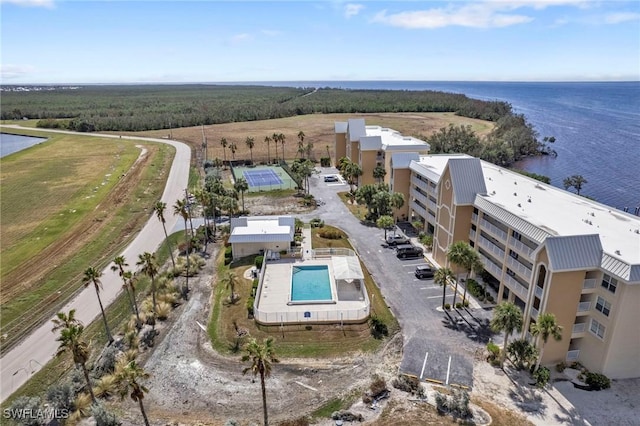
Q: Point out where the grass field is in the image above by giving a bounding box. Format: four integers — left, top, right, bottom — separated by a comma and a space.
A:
0, 128, 174, 351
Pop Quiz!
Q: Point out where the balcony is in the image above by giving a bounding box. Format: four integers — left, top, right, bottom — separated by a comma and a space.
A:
427, 198, 437, 211
535, 286, 543, 298
582, 278, 597, 291
504, 274, 529, 299
509, 237, 534, 258
506, 256, 532, 280
479, 236, 506, 260
566, 350, 580, 362
577, 301, 591, 313
410, 201, 428, 220
480, 254, 503, 278
469, 229, 476, 241
472, 212, 478, 223
411, 176, 429, 193
572, 323, 586, 336
410, 188, 428, 205
531, 307, 539, 319
480, 219, 508, 241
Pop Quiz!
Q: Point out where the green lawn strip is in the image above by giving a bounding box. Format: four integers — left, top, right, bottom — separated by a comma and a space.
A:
0, 142, 174, 344
1, 232, 184, 411
209, 225, 398, 359
188, 166, 200, 188
337, 192, 367, 221
1, 135, 141, 278
311, 388, 361, 419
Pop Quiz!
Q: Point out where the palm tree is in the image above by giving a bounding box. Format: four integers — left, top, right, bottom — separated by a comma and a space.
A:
390, 192, 405, 217
490, 302, 524, 367
193, 188, 210, 247
245, 136, 255, 164
264, 135, 272, 164
461, 252, 481, 305
376, 215, 394, 240
52, 310, 96, 403
153, 201, 176, 268
344, 161, 362, 193
229, 141, 237, 160
220, 137, 228, 167
434, 267, 455, 310
272, 133, 279, 164
111, 255, 136, 316
446, 241, 474, 307
234, 177, 249, 213
242, 337, 279, 426
296, 130, 305, 159
373, 164, 387, 183
82, 266, 113, 343
221, 270, 239, 303
173, 198, 190, 241
563, 174, 588, 195
278, 133, 286, 162
115, 360, 151, 426
137, 252, 158, 320
530, 312, 563, 372
123, 270, 142, 328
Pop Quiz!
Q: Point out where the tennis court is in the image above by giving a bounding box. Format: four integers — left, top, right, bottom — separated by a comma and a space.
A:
232, 165, 297, 192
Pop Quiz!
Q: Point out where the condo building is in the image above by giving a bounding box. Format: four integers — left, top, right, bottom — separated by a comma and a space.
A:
334, 120, 640, 378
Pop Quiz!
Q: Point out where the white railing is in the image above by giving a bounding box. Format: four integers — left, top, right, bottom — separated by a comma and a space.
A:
427, 198, 437, 211
507, 256, 532, 280
411, 176, 429, 192
480, 255, 503, 278
479, 236, 506, 260
583, 278, 597, 289
410, 201, 428, 220
535, 286, 543, 298
472, 212, 478, 223
312, 248, 355, 258
578, 301, 591, 312
480, 219, 508, 241
531, 307, 539, 319
253, 306, 370, 324
504, 274, 529, 299
469, 229, 476, 241
509, 237, 534, 257
572, 323, 586, 334
566, 350, 580, 362
410, 188, 429, 205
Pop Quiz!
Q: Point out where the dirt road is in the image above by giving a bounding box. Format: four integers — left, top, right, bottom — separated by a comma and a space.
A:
0, 126, 191, 402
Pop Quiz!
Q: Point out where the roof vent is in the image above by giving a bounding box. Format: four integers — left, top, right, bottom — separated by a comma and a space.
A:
635, 229, 640, 234
518, 203, 522, 207
491, 190, 496, 195
514, 181, 517, 185
513, 192, 517, 196
615, 250, 621, 255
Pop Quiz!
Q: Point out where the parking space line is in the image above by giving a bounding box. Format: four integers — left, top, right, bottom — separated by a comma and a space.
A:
419, 352, 429, 380
446, 356, 452, 385
401, 262, 426, 267
426, 294, 443, 298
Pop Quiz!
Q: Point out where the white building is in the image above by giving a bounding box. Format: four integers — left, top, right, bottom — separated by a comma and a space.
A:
228, 216, 295, 260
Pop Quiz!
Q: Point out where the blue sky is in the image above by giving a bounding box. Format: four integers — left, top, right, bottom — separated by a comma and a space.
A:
1, 0, 639, 83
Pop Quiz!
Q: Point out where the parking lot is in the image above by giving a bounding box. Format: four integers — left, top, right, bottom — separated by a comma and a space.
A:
304, 167, 496, 389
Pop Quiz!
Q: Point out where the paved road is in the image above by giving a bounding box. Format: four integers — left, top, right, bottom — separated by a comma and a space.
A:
0, 126, 191, 402
304, 168, 496, 388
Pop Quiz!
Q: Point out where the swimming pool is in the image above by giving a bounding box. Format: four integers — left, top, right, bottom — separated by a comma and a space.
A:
290, 265, 332, 302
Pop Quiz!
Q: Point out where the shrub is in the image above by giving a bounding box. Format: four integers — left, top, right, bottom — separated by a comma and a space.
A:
310, 218, 323, 227
369, 375, 388, 398
246, 295, 255, 317
320, 157, 331, 167
585, 372, 611, 390
556, 361, 567, 373
94, 344, 120, 376
369, 315, 388, 339
254, 255, 264, 269
156, 301, 173, 320
533, 366, 551, 388
463, 300, 470, 308
93, 374, 117, 398
487, 341, 500, 364
7, 396, 43, 426
444, 303, 451, 310
318, 229, 342, 239
435, 389, 471, 419
91, 402, 120, 426
507, 339, 538, 371
46, 382, 76, 413
392, 374, 422, 396
455, 302, 463, 309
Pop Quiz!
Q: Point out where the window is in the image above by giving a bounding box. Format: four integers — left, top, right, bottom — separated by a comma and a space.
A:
513, 231, 522, 241
595, 296, 611, 317
509, 250, 519, 260
601, 274, 617, 294
590, 319, 606, 339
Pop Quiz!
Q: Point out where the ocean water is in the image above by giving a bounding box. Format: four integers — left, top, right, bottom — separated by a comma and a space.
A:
0, 133, 47, 158
256, 81, 640, 211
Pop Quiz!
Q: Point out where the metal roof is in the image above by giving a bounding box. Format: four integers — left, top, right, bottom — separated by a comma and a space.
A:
334, 121, 348, 133
447, 158, 487, 205
391, 152, 420, 169
537, 234, 603, 272
228, 216, 294, 244
332, 256, 365, 281
347, 118, 366, 142
475, 196, 551, 243
359, 135, 383, 151
601, 253, 640, 283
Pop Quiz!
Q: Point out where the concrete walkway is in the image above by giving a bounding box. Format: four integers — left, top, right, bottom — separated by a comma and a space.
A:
301, 225, 313, 259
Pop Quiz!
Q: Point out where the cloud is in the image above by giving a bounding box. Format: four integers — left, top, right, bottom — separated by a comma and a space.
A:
230, 33, 252, 43
344, 3, 364, 19
0, 0, 54, 8
604, 12, 640, 24
372, 3, 534, 29
261, 30, 282, 37
1, 64, 36, 79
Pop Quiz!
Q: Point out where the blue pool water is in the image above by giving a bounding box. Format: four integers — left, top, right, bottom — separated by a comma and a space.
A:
291, 265, 332, 301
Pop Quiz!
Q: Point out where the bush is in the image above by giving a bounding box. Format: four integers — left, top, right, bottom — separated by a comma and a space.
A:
91, 401, 120, 426
310, 218, 324, 228
254, 255, 264, 269
46, 382, 76, 413
533, 366, 551, 388
487, 341, 500, 364
444, 303, 451, 310
246, 295, 255, 317
392, 374, 422, 396
435, 389, 471, 419
585, 372, 611, 390
369, 375, 388, 398
507, 339, 538, 371
318, 229, 342, 239
7, 396, 43, 426
455, 302, 463, 309
93, 344, 120, 377
369, 315, 388, 339
225, 246, 233, 259
320, 157, 331, 167
556, 361, 567, 373
463, 300, 470, 308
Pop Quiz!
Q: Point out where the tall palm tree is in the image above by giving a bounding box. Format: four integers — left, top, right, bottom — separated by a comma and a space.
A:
490, 302, 524, 368
234, 177, 249, 213
153, 201, 176, 269
447, 241, 473, 307
137, 252, 159, 320
242, 337, 279, 426
173, 198, 191, 297
229, 141, 237, 160
220, 137, 228, 167
461, 252, 482, 305
530, 312, 563, 372
434, 267, 455, 310
296, 130, 305, 159
278, 133, 286, 162
52, 310, 96, 403
245, 136, 255, 164
111, 256, 136, 317
221, 271, 240, 303
82, 266, 113, 343
264, 135, 272, 164
115, 360, 151, 426
123, 270, 142, 328
272, 133, 279, 164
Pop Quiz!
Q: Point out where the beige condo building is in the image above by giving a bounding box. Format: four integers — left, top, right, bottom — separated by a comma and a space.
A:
393, 153, 640, 379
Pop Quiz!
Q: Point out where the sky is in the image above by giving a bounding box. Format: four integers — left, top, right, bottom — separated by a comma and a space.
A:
1, 0, 639, 84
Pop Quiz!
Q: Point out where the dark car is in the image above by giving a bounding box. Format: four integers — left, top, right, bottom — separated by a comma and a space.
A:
386, 234, 410, 246
324, 175, 339, 182
415, 265, 434, 279
396, 244, 424, 259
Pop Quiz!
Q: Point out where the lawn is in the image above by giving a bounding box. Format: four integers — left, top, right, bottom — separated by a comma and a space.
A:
337, 191, 368, 222
0, 128, 174, 351
208, 224, 399, 358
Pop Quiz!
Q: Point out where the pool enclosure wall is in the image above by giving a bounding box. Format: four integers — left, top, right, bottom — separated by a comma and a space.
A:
253, 249, 371, 325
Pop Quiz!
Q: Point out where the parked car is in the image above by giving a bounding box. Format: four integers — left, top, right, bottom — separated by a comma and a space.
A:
415, 265, 434, 279
386, 234, 410, 246
396, 244, 424, 259
324, 175, 339, 182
